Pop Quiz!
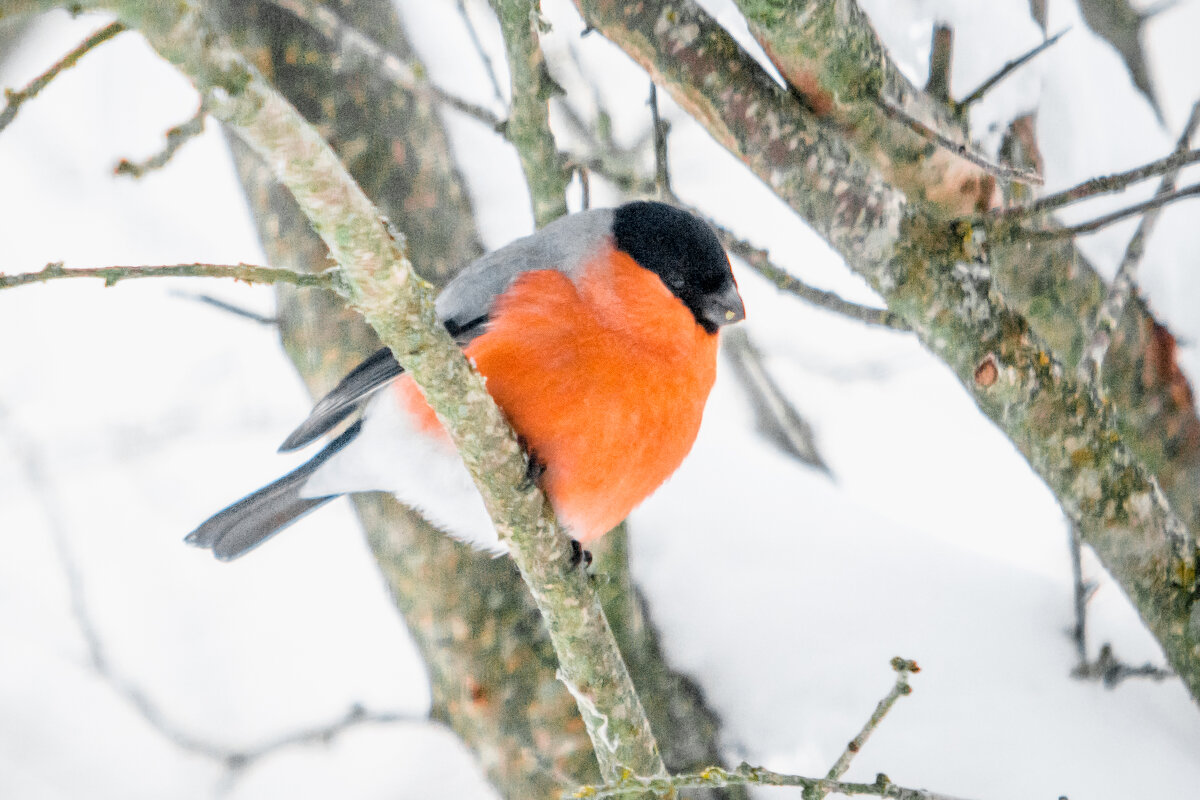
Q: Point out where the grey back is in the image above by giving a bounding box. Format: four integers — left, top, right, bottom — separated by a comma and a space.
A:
435, 208, 615, 331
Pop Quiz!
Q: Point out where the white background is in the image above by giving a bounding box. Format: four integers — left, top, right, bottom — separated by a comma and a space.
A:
2, 0, 1200, 797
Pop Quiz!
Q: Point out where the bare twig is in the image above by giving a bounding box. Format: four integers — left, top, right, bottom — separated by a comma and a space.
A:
1017, 182, 1200, 240
717, 228, 908, 331
0, 261, 333, 290
1068, 525, 1173, 687
994, 144, 1200, 222
1068, 523, 1096, 668
265, 0, 505, 129
170, 290, 279, 325
925, 24, 952, 103
1073, 644, 1174, 687
574, 762, 973, 800
115, 104, 207, 177
649, 82, 670, 198
821, 658, 920, 793
957, 29, 1068, 110
455, 0, 506, 106
723, 327, 831, 473
874, 98, 1043, 185
1078, 100, 1200, 385
0, 21, 125, 134
0, 410, 418, 780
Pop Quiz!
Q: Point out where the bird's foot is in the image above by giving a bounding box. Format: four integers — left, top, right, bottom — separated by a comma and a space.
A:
569, 539, 593, 569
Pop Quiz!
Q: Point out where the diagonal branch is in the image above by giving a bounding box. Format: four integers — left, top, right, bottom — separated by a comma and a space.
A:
0, 19, 125, 133
572, 0, 1200, 706
4, 0, 665, 784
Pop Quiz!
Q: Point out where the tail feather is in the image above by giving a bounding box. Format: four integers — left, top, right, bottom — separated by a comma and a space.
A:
186, 421, 363, 560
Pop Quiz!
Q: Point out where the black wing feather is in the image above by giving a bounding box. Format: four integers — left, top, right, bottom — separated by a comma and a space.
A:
278, 316, 489, 453
279, 348, 402, 452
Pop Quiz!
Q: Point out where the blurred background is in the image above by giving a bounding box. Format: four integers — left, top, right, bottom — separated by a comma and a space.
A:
2, 0, 1200, 797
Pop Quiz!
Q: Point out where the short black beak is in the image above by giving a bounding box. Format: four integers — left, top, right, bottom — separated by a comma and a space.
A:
700, 283, 746, 330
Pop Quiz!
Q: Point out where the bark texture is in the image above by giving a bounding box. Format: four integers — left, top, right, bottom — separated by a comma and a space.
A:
573, 0, 1200, 705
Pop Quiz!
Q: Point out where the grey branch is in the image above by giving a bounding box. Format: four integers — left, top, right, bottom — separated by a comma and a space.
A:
4, 0, 664, 783
115, 103, 207, 177
815, 658, 920, 799
264, 0, 505, 129
0, 261, 333, 290
722, 326, 831, 473
873, 98, 1043, 185
1078, 99, 1200, 385
574, 762, 975, 800
957, 28, 1069, 110
0, 20, 125, 133
0, 409, 419, 780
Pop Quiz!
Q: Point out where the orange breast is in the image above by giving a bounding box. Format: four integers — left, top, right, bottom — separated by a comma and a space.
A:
395, 247, 720, 542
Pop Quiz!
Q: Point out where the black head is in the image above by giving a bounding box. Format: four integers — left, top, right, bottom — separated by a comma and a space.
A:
612, 201, 745, 334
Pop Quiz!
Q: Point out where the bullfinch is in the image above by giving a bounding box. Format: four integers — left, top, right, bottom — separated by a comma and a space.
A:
187, 201, 745, 559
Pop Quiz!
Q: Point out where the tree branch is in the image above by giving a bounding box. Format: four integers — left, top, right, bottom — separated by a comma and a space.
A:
0, 260, 331, 289
0, 19, 125, 133
263, 0, 505, 129
733, 0, 1004, 215
1078, 100, 1200, 385
992, 144, 1200, 223
957, 28, 1068, 110
817, 658, 919, 798
0, 409, 420, 781
8, 0, 665, 783
489, 0, 571, 226
572, 0, 1200, 705
1013, 182, 1200, 240
574, 763, 975, 800
114, 103, 207, 177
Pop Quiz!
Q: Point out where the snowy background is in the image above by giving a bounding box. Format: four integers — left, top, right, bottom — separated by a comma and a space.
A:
2, 0, 1200, 798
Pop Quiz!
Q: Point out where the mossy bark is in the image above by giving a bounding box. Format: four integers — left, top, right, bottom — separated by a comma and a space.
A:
574, 0, 1200, 705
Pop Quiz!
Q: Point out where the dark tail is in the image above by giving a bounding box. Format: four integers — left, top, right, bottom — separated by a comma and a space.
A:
186, 421, 363, 560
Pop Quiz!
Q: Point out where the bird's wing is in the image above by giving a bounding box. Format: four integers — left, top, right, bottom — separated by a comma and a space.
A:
280, 209, 616, 453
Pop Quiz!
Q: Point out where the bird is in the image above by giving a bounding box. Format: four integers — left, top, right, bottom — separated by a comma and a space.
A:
186, 201, 745, 560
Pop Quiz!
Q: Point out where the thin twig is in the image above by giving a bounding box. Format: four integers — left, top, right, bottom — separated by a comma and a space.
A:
1078, 99, 1200, 385
573, 762, 974, 800
994, 144, 1200, 222
1073, 644, 1174, 688
822, 658, 920, 792
0, 21, 126, 134
1018, 182, 1200, 240
649, 82, 670, 198
0, 261, 334, 290
1069, 526, 1173, 687
0, 410, 419, 779
1068, 523, 1095, 668
115, 104, 207, 177
723, 327, 831, 473
455, 0, 506, 106
170, 290, 279, 325
873, 98, 1043, 185
924, 24, 952, 103
717, 227, 908, 331
265, 0, 505, 129
957, 28, 1068, 109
